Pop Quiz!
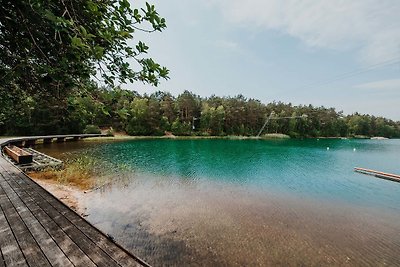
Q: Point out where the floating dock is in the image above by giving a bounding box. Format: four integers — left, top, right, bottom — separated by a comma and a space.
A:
0, 135, 148, 266
354, 167, 400, 183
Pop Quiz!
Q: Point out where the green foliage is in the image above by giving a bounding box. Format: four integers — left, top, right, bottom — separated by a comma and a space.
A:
83, 124, 101, 134
200, 104, 225, 135
176, 90, 202, 123
171, 118, 192, 136
0, 0, 169, 94
1, 84, 399, 138
126, 97, 149, 135
0, 0, 168, 135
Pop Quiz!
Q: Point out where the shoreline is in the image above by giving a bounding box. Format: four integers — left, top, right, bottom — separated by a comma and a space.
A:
1, 134, 394, 145
83, 134, 393, 142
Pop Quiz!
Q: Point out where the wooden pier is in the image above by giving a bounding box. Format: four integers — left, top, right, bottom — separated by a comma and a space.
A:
0, 134, 107, 149
0, 136, 148, 267
354, 167, 400, 183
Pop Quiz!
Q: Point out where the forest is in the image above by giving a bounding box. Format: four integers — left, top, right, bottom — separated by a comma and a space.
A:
1, 83, 399, 138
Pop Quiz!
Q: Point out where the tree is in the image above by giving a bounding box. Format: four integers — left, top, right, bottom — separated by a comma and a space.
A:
1, 0, 169, 93
200, 103, 225, 135
288, 112, 298, 137
223, 95, 247, 135
0, 0, 168, 134
176, 91, 201, 123
171, 118, 191, 136
127, 97, 149, 135
147, 95, 162, 134
158, 92, 177, 124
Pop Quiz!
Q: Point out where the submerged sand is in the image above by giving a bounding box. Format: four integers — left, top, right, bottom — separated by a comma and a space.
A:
80, 173, 400, 266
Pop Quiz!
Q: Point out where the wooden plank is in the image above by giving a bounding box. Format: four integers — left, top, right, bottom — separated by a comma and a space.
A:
0, 163, 110, 267
1, 170, 96, 267
0, 248, 5, 267
354, 167, 400, 179
354, 167, 400, 183
1, 163, 144, 267
0, 172, 74, 267
0, 166, 121, 267
0, 184, 51, 267
60, 211, 144, 267
25, 179, 143, 266
0, 204, 28, 266
25, 191, 120, 267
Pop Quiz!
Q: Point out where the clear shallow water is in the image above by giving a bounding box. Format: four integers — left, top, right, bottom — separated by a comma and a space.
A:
38, 139, 400, 266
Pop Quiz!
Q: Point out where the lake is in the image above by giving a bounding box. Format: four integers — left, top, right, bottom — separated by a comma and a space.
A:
37, 138, 400, 266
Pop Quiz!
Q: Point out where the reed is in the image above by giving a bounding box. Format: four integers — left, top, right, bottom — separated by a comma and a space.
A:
28, 155, 97, 190
28, 154, 133, 190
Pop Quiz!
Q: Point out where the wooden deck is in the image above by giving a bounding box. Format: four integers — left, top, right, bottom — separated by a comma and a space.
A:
0, 136, 148, 267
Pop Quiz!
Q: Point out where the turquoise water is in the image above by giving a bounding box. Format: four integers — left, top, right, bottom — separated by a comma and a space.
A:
38, 139, 400, 266
82, 139, 400, 210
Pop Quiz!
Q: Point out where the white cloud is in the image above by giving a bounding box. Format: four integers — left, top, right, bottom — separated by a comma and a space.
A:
209, 0, 400, 65
354, 79, 400, 90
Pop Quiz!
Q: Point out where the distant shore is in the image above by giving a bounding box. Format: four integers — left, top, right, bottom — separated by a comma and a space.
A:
0, 134, 393, 144
82, 133, 393, 142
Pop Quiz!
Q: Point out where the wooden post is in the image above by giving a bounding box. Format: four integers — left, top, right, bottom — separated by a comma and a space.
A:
13, 141, 23, 147
56, 137, 65, 143
43, 138, 53, 144
25, 139, 36, 147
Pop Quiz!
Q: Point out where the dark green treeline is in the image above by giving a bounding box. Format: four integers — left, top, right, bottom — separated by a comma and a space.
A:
1, 85, 399, 138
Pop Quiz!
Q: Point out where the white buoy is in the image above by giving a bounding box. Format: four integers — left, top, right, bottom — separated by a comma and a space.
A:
327, 147, 330, 150
353, 148, 356, 151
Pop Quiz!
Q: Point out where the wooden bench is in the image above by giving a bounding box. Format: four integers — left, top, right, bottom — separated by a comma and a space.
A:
3, 146, 33, 164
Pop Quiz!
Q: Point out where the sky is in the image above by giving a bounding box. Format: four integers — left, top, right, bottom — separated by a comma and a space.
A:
125, 0, 400, 120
